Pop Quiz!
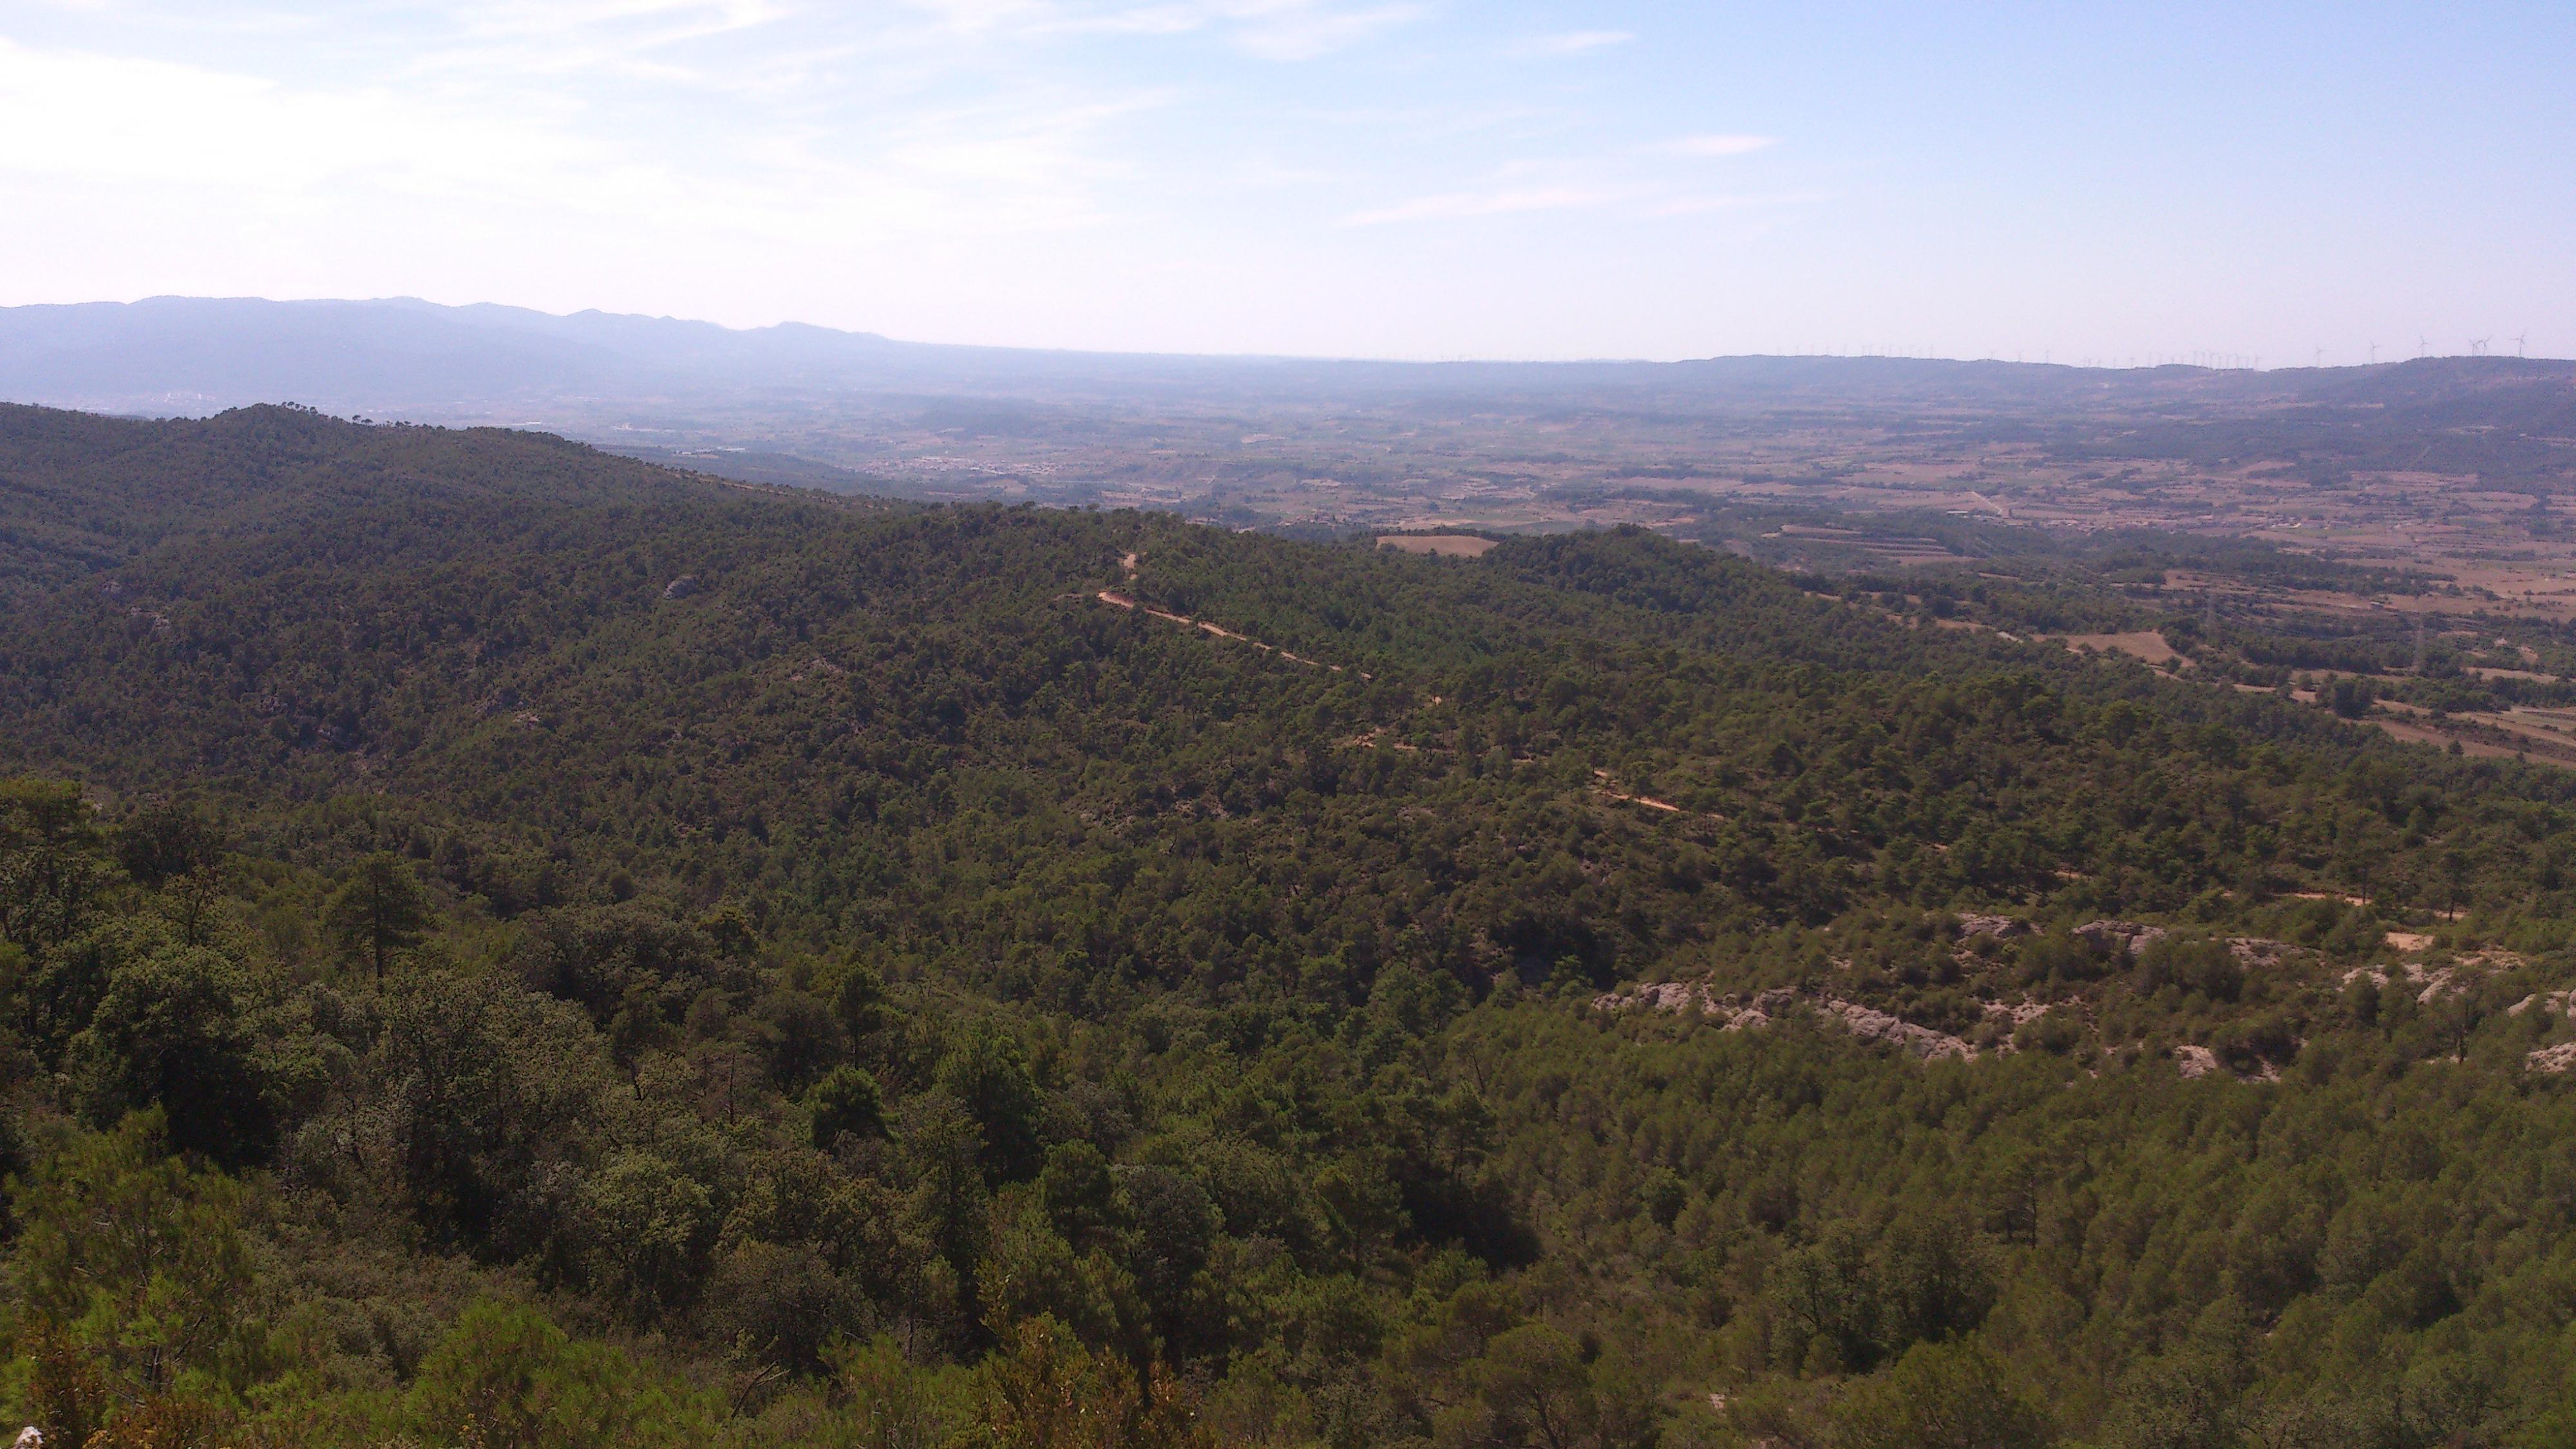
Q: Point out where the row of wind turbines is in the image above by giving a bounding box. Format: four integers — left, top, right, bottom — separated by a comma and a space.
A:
2349, 334, 2530, 366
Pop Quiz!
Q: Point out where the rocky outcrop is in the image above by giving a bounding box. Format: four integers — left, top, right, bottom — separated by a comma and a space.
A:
1597, 980, 1723, 1015
1818, 999, 1976, 1061
2077, 920, 2169, 956
2347, 949, 2526, 1006
1984, 999, 2052, 1027
2528, 1042, 2576, 1075
2509, 989, 2575, 1019
2226, 937, 2297, 966
1595, 980, 1989, 1060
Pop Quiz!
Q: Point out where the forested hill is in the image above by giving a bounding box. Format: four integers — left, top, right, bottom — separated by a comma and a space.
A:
6, 403, 2576, 1446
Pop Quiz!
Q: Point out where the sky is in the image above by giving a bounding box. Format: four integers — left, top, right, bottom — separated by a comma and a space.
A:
1, 1, 2571, 363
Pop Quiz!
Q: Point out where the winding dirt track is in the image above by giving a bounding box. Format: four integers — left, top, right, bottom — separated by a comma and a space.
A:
1088, 550, 1352, 672
1092, 590, 1345, 672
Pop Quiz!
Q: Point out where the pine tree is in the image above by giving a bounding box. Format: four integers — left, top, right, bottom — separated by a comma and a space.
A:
325, 852, 430, 981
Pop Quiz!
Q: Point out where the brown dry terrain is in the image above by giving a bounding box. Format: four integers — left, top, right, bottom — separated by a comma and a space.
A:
1378, 534, 1499, 556
577, 357, 2570, 552
2369, 701, 2576, 765
2058, 632, 2183, 665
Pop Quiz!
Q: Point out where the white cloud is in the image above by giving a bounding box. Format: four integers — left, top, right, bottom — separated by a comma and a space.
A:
1340, 178, 1824, 227
1340, 185, 1626, 226
0, 0, 1823, 352
1204, 1, 1423, 61
1664, 133, 1776, 157
1643, 190, 1826, 218
893, 0, 1419, 58
1515, 30, 1633, 56
0, 33, 1148, 244
0, 38, 627, 200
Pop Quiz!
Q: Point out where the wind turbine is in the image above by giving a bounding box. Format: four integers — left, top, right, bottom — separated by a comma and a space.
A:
2369, 341, 2379, 365
2470, 337, 2490, 357
2515, 333, 2528, 358
2418, 334, 2430, 359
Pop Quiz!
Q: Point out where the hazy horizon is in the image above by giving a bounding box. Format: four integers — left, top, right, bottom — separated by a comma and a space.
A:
12, 292, 2571, 373
4, 3, 2571, 366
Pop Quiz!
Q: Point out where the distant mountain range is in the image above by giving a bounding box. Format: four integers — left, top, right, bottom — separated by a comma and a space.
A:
5, 295, 2569, 423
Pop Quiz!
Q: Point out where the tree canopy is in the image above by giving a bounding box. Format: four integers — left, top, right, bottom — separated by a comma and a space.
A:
3, 403, 2576, 1445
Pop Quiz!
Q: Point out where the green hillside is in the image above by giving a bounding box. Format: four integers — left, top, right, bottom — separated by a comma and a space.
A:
5, 404, 2576, 1447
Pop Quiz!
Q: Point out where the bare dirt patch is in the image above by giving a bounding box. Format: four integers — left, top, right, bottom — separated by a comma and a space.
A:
2057, 631, 2180, 665
1378, 535, 1498, 557
2369, 702, 2576, 765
